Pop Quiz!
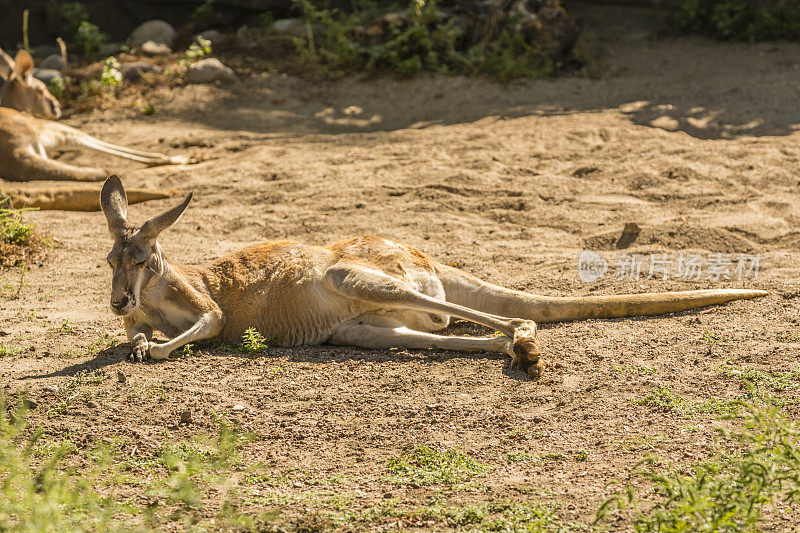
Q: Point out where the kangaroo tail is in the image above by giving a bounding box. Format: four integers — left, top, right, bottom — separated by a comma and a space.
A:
436, 264, 767, 323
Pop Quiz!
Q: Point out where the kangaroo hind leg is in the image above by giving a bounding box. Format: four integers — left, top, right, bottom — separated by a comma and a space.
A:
324, 263, 543, 376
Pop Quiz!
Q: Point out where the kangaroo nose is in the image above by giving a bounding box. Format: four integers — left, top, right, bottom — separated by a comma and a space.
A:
111, 295, 130, 310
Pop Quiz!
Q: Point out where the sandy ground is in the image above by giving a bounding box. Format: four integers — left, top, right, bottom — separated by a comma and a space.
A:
2, 3, 800, 530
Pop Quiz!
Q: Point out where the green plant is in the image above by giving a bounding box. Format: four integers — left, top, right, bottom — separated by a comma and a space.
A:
597, 399, 800, 531
466, 30, 554, 83
0, 394, 267, 531
669, 0, 800, 42
293, 0, 463, 77
1, 262, 30, 300
634, 385, 738, 417
0, 345, 25, 357
186, 36, 212, 60
191, 0, 217, 28
290, 0, 552, 81
386, 446, 492, 486
76, 21, 107, 55
60, 3, 107, 55
60, 2, 90, 34
0, 197, 33, 247
47, 76, 65, 99
100, 56, 122, 89
241, 327, 268, 353
135, 100, 156, 115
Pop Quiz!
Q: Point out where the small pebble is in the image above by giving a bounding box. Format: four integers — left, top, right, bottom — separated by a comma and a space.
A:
232, 404, 246, 411
87, 400, 99, 409
179, 410, 192, 424
43, 385, 58, 393
116, 370, 127, 383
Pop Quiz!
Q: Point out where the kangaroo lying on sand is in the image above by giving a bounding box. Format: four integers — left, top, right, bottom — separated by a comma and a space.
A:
0, 49, 189, 182
101, 176, 767, 377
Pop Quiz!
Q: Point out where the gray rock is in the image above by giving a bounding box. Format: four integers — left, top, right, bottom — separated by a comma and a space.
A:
99, 42, 124, 56
30, 45, 58, 59
32, 68, 63, 85
140, 41, 172, 56
120, 61, 162, 81
195, 29, 223, 43
273, 18, 321, 37
39, 53, 64, 71
129, 20, 176, 48
186, 58, 238, 84
273, 18, 303, 33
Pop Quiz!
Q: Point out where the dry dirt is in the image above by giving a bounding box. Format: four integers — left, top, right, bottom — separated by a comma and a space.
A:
2, 3, 800, 530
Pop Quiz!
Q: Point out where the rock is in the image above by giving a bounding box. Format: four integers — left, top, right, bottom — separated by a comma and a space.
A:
139, 41, 172, 56
116, 370, 126, 383
32, 68, 63, 85
186, 58, 238, 84
30, 45, 58, 59
650, 115, 680, 131
232, 404, 246, 411
129, 20, 176, 48
39, 53, 64, 71
179, 409, 192, 424
43, 385, 58, 393
120, 61, 162, 81
87, 400, 99, 409
26, 398, 38, 410
195, 29, 223, 43
99, 42, 124, 56
0, 330, 8, 336
272, 18, 309, 37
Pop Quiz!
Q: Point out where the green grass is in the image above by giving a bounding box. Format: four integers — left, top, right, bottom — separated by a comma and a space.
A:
0, 197, 34, 247
291, 0, 555, 81
0, 395, 270, 531
598, 399, 800, 532
634, 385, 738, 418
386, 446, 492, 486
347, 499, 564, 531
0, 345, 26, 357
668, 0, 800, 42
611, 364, 656, 375
720, 363, 800, 392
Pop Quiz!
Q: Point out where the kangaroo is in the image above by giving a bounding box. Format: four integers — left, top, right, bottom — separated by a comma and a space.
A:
0, 49, 190, 182
100, 176, 767, 377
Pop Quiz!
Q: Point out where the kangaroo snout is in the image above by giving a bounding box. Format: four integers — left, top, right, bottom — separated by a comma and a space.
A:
110, 293, 133, 314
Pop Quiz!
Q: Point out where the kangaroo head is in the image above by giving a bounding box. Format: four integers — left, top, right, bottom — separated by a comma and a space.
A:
0, 49, 61, 119
101, 175, 192, 316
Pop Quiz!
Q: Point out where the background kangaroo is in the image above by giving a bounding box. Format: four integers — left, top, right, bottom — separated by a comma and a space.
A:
0, 49, 190, 182
100, 176, 767, 377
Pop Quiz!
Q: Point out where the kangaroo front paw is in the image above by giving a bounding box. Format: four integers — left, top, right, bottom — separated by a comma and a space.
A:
168, 154, 192, 165
509, 320, 544, 379
130, 343, 149, 363
147, 342, 172, 361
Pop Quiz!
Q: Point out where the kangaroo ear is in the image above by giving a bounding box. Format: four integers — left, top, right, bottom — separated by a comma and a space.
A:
0, 47, 14, 80
138, 192, 193, 240
12, 50, 34, 81
101, 175, 129, 235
